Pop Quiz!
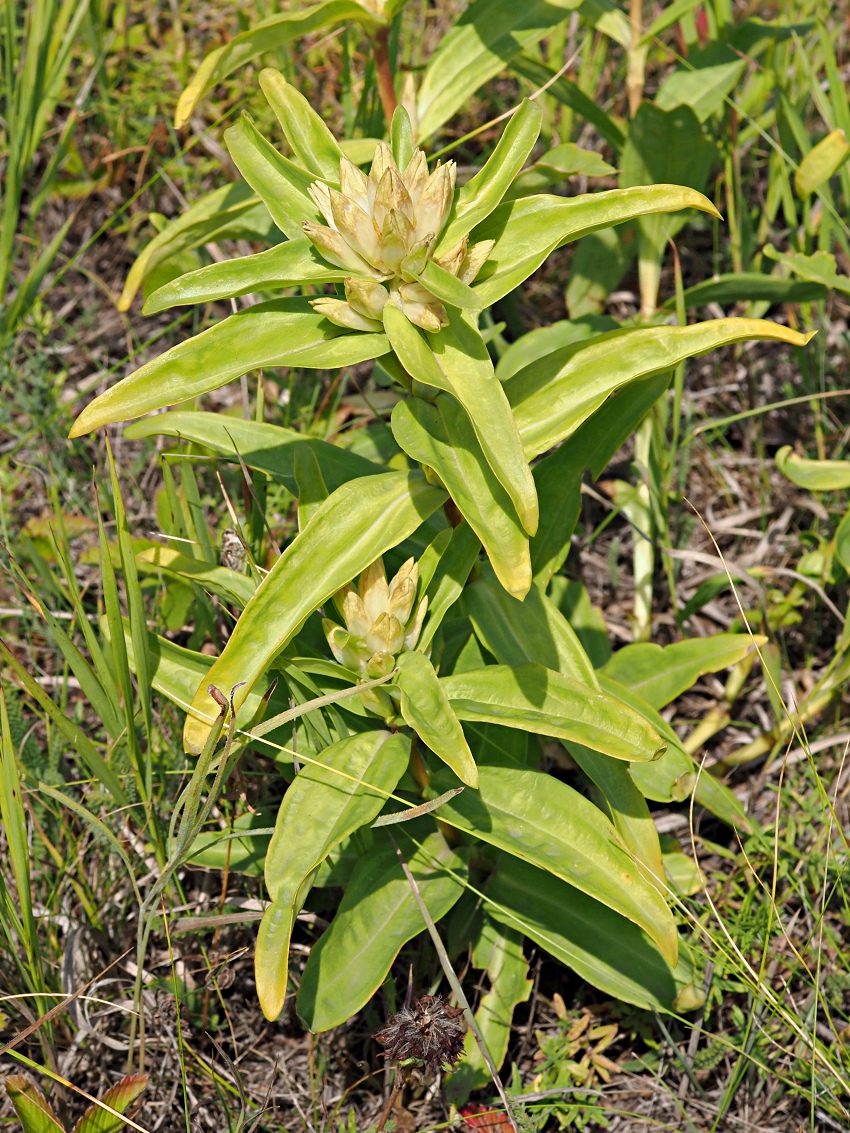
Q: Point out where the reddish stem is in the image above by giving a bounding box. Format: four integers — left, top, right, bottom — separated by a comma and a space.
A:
372, 26, 398, 128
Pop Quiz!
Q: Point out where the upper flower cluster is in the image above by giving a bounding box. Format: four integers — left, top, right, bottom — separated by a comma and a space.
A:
323, 556, 426, 681
305, 142, 492, 333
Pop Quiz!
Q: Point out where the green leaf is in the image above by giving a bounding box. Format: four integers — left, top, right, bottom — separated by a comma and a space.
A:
764, 244, 850, 296
174, 0, 382, 128
259, 68, 344, 181
73, 1074, 149, 1133
419, 522, 481, 651
414, 259, 482, 310
509, 55, 625, 151
472, 186, 720, 306
663, 271, 828, 311
416, 0, 581, 141
654, 60, 746, 123
70, 300, 389, 437
446, 918, 532, 1100
123, 411, 383, 493
531, 374, 670, 584
795, 128, 850, 197
437, 99, 542, 252
638, 0, 702, 45
566, 742, 665, 882
4, 1076, 65, 1133
184, 471, 446, 753
391, 105, 414, 171
441, 664, 664, 762
433, 763, 677, 962
395, 651, 478, 786
294, 446, 329, 530
225, 114, 323, 240
566, 226, 636, 318
297, 830, 467, 1031
143, 238, 346, 313
836, 506, 850, 571
118, 182, 273, 312
775, 444, 850, 490
463, 569, 597, 684
620, 103, 715, 198
391, 396, 530, 599
187, 809, 274, 875
504, 143, 617, 201
256, 730, 410, 1019
600, 634, 764, 711
136, 546, 256, 607
386, 306, 537, 536
106, 615, 270, 729
507, 319, 816, 459
484, 856, 697, 1011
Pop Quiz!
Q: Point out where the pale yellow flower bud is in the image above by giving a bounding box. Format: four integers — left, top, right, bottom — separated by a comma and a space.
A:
404, 595, 428, 651
358, 559, 389, 623
433, 236, 467, 278
413, 162, 455, 244
396, 281, 448, 332
366, 611, 405, 655
339, 154, 370, 211
387, 574, 416, 626
311, 297, 382, 332
303, 221, 374, 275
345, 277, 389, 321
330, 190, 383, 268
366, 650, 396, 679
459, 239, 496, 285
403, 149, 429, 204
342, 589, 371, 637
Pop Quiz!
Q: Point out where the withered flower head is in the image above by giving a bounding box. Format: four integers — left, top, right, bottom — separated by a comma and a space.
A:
374, 994, 466, 1073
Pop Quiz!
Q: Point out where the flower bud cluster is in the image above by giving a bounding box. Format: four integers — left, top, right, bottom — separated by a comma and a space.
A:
322, 557, 427, 713
305, 143, 493, 333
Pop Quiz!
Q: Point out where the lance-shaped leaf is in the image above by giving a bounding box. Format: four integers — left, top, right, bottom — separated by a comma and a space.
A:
432, 763, 677, 963
73, 1074, 149, 1133
764, 244, 850, 295
471, 186, 721, 307
143, 238, 347, 313
4, 1076, 65, 1133
464, 570, 596, 683
416, 0, 581, 141
391, 396, 531, 599
183, 471, 446, 753
775, 444, 850, 490
136, 546, 256, 607
440, 664, 664, 762
484, 856, 699, 1012
566, 742, 665, 884
119, 182, 273, 311
385, 304, 537, 535
70, 300, 389, 437
124, 411, 383, 493
419, 521, 481, 651
507, 319, 816, 459
256, 730, 411, 1020
225, 115, 323, 239
662, 271, 828, 311
447, 917, 532, 1100
297, 831, 468, 1031
394, 650, 477, 787
174, 0, 382, 128
259, 68, 345, 181
601, 634, 764, 711
436, 98, 542, 253
410, 259, 482, 310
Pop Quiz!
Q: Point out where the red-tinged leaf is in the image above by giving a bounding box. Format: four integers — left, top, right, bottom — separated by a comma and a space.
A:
4, 1075, 65, 1133
72, 1074, 149, 1133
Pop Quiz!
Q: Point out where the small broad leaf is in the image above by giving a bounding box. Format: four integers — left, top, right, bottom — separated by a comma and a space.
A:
123, 411, 383, 494
391, 396, 531, 599
418, 521, 481, 650
390, 105, 414, 170
413, 259, 482, 310
183, 471, 446, 753
763, 244, 850, 295
794, 128, 850, 197
259, 68, 344, 181
225, 114, 320, 239
297, 830, 468, 1031
472, 186, 720, 306
654, 60, 746, 123
600, 634, 765, 711
484, 856, 698, 1012
775, 445, 850, 490
505, 142, 616, 201
174, 0, 382, 128
143, 238, 346, 313
436, 98, 542, 252
256, 730, 410, 1020
432, 763, 678, 963
395, 650, 478, 787
441, 664, 665, 762
506, 318, 816, 459
4, 1076, 65, 1133
70, 300, 389, 437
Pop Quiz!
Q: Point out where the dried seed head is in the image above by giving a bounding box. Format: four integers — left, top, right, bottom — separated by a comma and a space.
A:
374, 995, 466, 1073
